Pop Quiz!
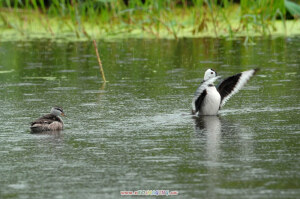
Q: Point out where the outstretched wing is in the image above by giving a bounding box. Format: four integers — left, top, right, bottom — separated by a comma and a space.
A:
192, 76, 220, 114
217, 69, 258, 108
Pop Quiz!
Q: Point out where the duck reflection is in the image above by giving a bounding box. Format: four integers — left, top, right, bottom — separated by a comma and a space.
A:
194, 115, 221, 134
194, 116, 221, 161
193, 115, 255, 198
194, 116, 222, 198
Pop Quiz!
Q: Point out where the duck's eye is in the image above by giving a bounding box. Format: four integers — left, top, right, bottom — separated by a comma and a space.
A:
211, 72, 214, 74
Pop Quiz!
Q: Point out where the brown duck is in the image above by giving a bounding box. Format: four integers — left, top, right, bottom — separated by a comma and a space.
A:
30, 107, 65, 133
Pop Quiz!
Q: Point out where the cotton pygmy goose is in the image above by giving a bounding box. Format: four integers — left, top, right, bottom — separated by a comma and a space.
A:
192, 69, 258, 116
30, 107, 65, 133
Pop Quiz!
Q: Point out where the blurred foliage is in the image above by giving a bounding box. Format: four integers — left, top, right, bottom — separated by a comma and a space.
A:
0, 0, 299, 40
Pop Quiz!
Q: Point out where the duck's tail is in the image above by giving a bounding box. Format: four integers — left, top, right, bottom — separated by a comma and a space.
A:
30, 126, 44, 133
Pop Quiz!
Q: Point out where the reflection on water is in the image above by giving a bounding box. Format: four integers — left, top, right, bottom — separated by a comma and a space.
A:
193, 115, 258, 199
0, 38, 299, 199
194, 116, 222, 161
194, 116, 223, 199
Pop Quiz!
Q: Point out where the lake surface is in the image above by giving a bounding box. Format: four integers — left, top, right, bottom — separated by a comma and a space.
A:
0, 38, 299, 199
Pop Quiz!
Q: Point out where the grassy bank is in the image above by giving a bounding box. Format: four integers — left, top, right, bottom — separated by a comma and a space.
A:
0, 0, 300, 41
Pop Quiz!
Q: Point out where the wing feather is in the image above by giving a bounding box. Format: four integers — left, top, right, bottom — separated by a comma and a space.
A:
30, 114, 61, 126
217, 69, 258, 107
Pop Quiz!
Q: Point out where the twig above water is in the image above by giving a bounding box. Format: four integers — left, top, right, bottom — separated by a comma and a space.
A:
93, 40, 106, 82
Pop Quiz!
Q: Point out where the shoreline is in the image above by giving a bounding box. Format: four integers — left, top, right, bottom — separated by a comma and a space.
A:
0, 7, 299, 41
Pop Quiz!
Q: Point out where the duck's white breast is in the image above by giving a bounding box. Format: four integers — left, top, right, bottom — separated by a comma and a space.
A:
199, 86, 221, 115
48, 121, 63, 130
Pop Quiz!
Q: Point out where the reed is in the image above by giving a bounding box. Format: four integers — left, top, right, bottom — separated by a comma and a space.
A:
93, 40, 107, 82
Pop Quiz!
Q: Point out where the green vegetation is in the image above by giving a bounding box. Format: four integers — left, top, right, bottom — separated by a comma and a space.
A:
0, 0, 300, 40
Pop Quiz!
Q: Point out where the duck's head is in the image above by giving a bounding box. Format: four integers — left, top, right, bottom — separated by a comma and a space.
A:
51, 107, 65, 117
204, 69, 217, 81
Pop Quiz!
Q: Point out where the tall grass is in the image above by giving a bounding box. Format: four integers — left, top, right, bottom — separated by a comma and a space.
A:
0, 0, 299, 40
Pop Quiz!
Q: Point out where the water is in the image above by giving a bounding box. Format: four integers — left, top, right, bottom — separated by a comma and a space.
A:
0, 38, 299, 199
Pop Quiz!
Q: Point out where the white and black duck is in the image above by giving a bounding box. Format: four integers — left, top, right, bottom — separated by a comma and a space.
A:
30, 107, 65, 133
192, 68, 258, 116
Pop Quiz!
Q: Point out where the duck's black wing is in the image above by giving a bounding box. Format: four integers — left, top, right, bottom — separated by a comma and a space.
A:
217, 69, 258, 108
192, 89, 207, 115
192, 76, 220, 114
30, 114, 61, 126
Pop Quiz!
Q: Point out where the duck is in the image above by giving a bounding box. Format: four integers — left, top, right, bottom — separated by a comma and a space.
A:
192, 68, 258, 116
30, 107, 65, 133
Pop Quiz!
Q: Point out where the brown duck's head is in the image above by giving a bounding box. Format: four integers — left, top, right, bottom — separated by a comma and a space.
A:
51, 107, 65, 117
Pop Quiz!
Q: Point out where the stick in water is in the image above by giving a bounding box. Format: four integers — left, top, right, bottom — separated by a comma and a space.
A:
93, 40, 106, 82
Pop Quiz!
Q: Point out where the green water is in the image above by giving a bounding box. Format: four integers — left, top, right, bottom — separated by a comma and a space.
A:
0, 38, 299, 199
